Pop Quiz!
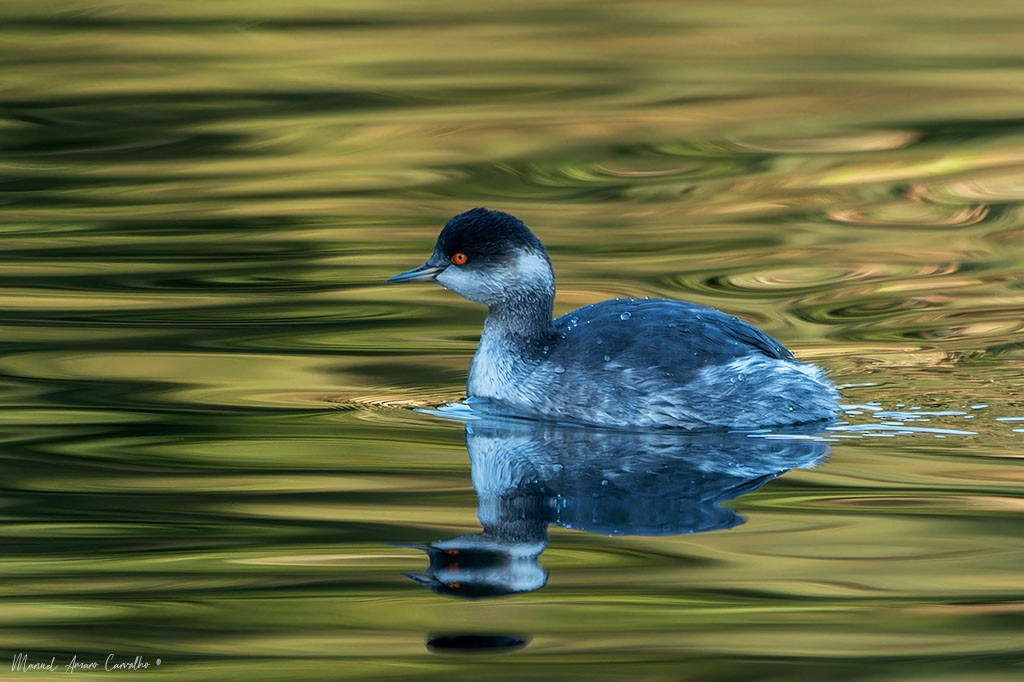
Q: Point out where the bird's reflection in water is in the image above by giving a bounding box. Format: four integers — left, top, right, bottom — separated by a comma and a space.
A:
407, 416, 831, 599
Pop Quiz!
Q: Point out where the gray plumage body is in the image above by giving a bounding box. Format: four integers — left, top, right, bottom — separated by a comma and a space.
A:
469, 297, 838, 429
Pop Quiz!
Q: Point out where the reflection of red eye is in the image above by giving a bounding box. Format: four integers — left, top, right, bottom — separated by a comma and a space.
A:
451, 252, 468, 265
445, 582, 462, 589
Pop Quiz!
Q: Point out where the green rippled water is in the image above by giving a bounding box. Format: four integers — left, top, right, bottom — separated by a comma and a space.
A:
2, 1, 1023, 680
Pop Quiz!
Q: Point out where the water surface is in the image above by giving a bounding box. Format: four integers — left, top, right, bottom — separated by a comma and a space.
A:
1, 1, 1022, 680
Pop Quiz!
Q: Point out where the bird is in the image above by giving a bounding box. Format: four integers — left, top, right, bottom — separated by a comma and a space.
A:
387, 208, 839, 429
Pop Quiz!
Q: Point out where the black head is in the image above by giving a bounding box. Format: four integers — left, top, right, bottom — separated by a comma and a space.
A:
404, 540, 548, 599
386, 208, 554, 307
433, 208, 545, 266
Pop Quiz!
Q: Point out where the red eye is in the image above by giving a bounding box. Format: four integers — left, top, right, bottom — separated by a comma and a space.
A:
451, 252, 468, 265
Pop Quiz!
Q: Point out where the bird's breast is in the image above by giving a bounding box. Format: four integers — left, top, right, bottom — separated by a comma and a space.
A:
468, 332, 523, 399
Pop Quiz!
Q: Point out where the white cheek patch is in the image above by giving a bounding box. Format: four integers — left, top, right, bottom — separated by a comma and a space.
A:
435, 266, 503, 303
435, 266, 473, 297
435, 249, 553, 305
513, 251, 554, 291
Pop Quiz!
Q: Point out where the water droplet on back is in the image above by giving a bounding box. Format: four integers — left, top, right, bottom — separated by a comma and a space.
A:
620, 311, 631, 320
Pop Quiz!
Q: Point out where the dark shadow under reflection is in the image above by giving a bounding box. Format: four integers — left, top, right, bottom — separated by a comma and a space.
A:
426, 633, 531, 654
408, 417, 831, 599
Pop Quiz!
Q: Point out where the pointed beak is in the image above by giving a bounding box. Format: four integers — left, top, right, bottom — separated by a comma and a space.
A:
403, 572, 436, 586
386, 262, 447, 284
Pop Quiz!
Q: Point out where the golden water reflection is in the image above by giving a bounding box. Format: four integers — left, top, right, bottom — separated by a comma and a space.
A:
2, 0, 1024, 679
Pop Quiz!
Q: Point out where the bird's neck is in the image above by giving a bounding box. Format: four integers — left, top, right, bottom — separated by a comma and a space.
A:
484, 289, 556, 344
